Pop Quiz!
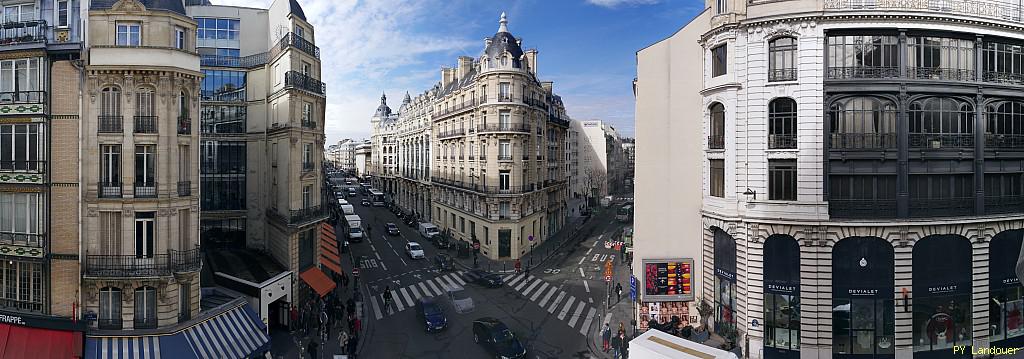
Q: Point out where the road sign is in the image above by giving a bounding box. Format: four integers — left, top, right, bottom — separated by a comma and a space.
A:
529, 235, 534, 242
603, 260, 613, 282
630, 275, 637, 301
352, 268, 360, 278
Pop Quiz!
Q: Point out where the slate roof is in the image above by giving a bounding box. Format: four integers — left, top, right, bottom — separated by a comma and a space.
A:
91, 0, 187, 15
289, 0, 308, 21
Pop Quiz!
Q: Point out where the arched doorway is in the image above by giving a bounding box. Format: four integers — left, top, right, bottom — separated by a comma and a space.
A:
713, 227, 737, 333
764, 234, 800, 359
990, 229, 1024, 349
832, 236, 895, 358
912, 235, 971, 358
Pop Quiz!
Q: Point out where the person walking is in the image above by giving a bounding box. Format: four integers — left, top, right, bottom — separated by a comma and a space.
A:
601, 323, 611, 352
338, 331, 349, 355
382, 286, 393, 312
616, 283, 623, 303
514, 259, 522, 274
289, 305, 298, 333
319, 310, 329, 342
611, 331, 623, 359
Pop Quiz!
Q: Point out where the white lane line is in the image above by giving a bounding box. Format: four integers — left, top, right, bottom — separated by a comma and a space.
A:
515, 276, 535, 292
447, 273, 467, 286
579, 268, 585, 278
589, 297, 594, 303
598, 234, 604, 240
577, 256, 586, 265
381, 262, 388, 271
536, 286, 552, 304
391, 290, 405, 311
400, 287, 414, 307
370, 296, 383, 320
585, 247, 593, 255
417, 282, 432, 297
522, 278, 543, 296
579, 307, 598, 335
371, 245, 377, 251
530, 282, 550, 301
409, 285, 423, 300
592, 240, 599, 247
568, 302, 587, 327
425, 278, 444, 296
558, 296, 576, 320
583, 280, 590, 293
545, 290, 565, 312
375, 252, 382, 261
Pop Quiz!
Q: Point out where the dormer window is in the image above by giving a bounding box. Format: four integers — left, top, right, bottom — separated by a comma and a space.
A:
116, 23, 141, 46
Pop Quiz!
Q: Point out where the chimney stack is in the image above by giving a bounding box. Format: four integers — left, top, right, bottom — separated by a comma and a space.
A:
442, 67, 453, 86
457, 56, 473, 79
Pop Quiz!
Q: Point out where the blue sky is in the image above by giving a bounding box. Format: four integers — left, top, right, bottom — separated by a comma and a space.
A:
212, 0, 705, 144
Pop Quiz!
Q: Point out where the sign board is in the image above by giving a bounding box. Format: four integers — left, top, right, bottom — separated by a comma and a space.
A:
352, 268, 360, 277
629, 275, 637, 301
641, 258, 695, 302
528, 235, 534, 242
604, 260, 613, 278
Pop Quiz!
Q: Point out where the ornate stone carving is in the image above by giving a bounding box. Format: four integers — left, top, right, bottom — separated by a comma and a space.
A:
111, 0, 147, 13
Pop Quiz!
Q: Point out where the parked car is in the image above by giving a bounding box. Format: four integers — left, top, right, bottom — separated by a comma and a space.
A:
386, 222, 400, 236
472, 317, 526, 359
432, 233, 451, 249
416, 297, 447, 332
464, 269, 503, 288
434, 253, 453, 271
348, 188, 358, 197
447, 285, 474, 313
406, 242, 425, 259
418, 223, 440, 239
361, 197, 371, 206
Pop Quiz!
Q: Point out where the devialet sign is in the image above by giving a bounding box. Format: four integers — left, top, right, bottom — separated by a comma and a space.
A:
824, 0, 1003, 19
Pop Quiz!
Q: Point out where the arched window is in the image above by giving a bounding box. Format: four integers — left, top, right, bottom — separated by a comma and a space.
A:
709, 103, 725, 149
769, 37, 797, 81
100, 86, 121, 132
989, 229, 1024, 347
764, 235, 800, 355
828, 96, 897, 149
912, 235, 972, 354
713, 228, 737, 333
909, 97, 974, 149
985, 100, 1024, 149
768, 98, 797, 149
134, 286, 157, 329
832, 236, 895, 358
134, 87, 155, 133
99, 287, 122, 329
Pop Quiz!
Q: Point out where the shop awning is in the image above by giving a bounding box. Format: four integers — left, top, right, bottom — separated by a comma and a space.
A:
300, 267, 336, 297
0, 323, 83, 359
85, 298, 269, 359
320, 222, 343, 275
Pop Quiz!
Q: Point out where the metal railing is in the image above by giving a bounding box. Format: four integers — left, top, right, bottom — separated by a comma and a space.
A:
200, 53, 269, 68
0, 20, 46, 45
477, 123, 531, 133
301, 118, 316, 129
549, 115, 570, 128
286, 205, 331, 224
829, 133, 898, 150
768, 134, 797, 149
826, 66, 900, 79
768, 68, 797, 82
284, 71, 325, 95
133, 115, 157, 134
0, 90, 45, 104
985, 134, 1024, 149
430, 176, 538, 194
437, 98, 478, 117
907, 67, 975, 81
908, 133, 975, 149
178, 117, 191, 135
828, 198, 898, 219
177, 181, 191, 197
277, 32, 320, 59
497, 94, 513, 102
983, 71, 1024, 85
84, 248, 201, 277
437, 128, 466, 139
909, 197, 975, 217
98, 115, 123, 133
0, 231, 43, 248
497, 154, 513, 161
97, 318, 122, 330
523, 97, 549, 110
99, 182, 122, 198
0, 160, 45, 173
134, 182, 156, 198
824, 0, 1024, 25
708, 135, 725, 149
134, 317, 157, 330
987, 195, 1024, 214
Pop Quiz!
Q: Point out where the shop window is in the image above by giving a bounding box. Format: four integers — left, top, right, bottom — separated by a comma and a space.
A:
832, 236, 894, 357
713, 228, 737, 333
764, 235, 800, 354
990, 230, 1024, 347
912, 235, 972, 355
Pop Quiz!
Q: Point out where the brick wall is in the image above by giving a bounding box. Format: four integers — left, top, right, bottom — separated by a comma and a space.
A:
49, 60, 81, 317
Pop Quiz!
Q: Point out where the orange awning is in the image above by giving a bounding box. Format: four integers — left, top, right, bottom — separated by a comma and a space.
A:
299, 268, 336, 297
320, 222, 342, 275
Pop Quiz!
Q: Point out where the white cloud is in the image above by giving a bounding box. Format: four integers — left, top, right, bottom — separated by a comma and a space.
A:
585, 0, 659, 8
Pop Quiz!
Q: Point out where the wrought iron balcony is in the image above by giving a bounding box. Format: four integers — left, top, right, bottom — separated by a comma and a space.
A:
0, 20, 46, 46
301, 118, 316, 129
98, 115, 123, 133
0, 90, 45, 104
548, 115, 570, 128
768, 134, 797, 149
708, 135, 725, 149
99, 182, 122, 198
908, 67, 975, 82
277, 32, 320, 59
134, 317, 157, 329
437, 98, 478, 117
909, 133, 974, 149
437, 128, 466, 139
178, 117, 191, 135
177, 181, 191, 196
84, 249, 201, 277
985, 134, 1024, 150
133, 116, 157, 134
828, 198, 898, 219
768, 68, 797, 82
987, 195, 1024, 214
497, 154, 513, 161
288, 205, 331, 225
826, 66, 900, 79
200, 53, 268, 68
134, 182, 157, 198
284, 71, 325, 95
523, 97, 549, 110
983, 71, 1024, 85
476, 123, 531, 134
830, 133, 898, 150
497, 94, 513, 102
0, 160, 45, 173
97, 318, 122, 330
0, 231, 43, 248
909, 197, 975, 217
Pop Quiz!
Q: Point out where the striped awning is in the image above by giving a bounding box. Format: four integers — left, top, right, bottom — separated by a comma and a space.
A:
320, 222, 342, 275
85, 299, 269, 359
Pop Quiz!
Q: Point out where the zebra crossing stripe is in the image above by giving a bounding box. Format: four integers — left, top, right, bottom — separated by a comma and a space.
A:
400, 287, 414, 307
370, 296, 383, 320
514, 276, 534, 292
442, 274, 461, 288
408, 285, 423, 300
522, 278, 542, 296
547, 291, 566, 313
391, 290, 405, 311
417, 282, 433, 297
448, 273, 467, 286
530, 282, 550, 301
502, 273, 516, 283
568, 302, 586, 327
425, 278, 444, 296
558, 296, 576, 320
579, 307, 598, 335
538, 286, 558, 308
504, 274, 522, 287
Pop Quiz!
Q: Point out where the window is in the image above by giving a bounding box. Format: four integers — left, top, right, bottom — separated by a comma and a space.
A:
907, 36, 975, 81
908, 97, 975, 149
709, 159, 724, 198
983, 41, 1024, 84
201, 105, 246, 134
99, 287, 122, 329
989, 231, 1024, 346
179, 283, 191, 321
100, 144, 121, 184
713, 229, 737, 332
294, 25, 304, 39
0, 58, 42, 94
116, 23, 141, 46
764, 236, 801, 353
0, 124, 42, 171
985, 173, 1024, 214
100, 86, 121, 117
178, 209, 191, 250
826, 35, 899, 79
911, 236, 972, 354
828, 175, 898, 218
499, 82, 511, 101
302, 62, 311, 77
708, 103, 726, 149
832, 237, 895, 357
499, 170, 510, 190
134, 212, 155, 258
768, 98, 797, 149
302, 185, 311, 208
769, 37, 797, 81
134, 287, 157, 329
986, 101, 1024, 149
711, 45, 727, 77
499, 140, 511, 159
0, 192, 40, 245
908, 174, 974, 216
768, 160, 797, 201
3, 4, 35, 23
499, 201, 510, 219
200, 70, 246, 101
196, 18, 239, 40
99, 211, 122, 255
828, 96, 898, 149
174, 27, 186, 50
716, 0, 727, 14
55, 0, 69, 28
135, 145, 155, 197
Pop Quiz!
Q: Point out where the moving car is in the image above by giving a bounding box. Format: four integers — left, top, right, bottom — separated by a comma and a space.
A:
463, 269, 503, 288
386, 222, 400, 236
447, 285, 474, 313
416, 297, 447, 332
472, 317, 526, 359
418, 223, 440, 239
434, 253, 453, 271
348, 188, 358, 197
406, 242, 425, 259
361, 198, 371, 206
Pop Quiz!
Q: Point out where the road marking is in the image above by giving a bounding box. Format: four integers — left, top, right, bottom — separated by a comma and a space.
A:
598, 234, 604, 240
558, 296, 576, 320
425, 278, 443, 296
370, 296, 383, 320
522, 278, 543, 296
547, 291, 566, 313
375, 252, 382, 261
580, 307, 598, 335
515, 276, 534, 292
603, 312, 613, 326
589, 297, 594, 303
381, 262, 388, 271
530, 282, 550, 301
370, 245, 377, 251
503, 273, 516, 282
438, 275, 458, 290
391, 290, 405, 311
609, 254, 616, 262
417, 282, 433, 297
536, 284, 557, 305
579, 268, 585, 278
585, 248, 593, 255
448, 273, 467, 286
577, 256, 585, 265
409, 285, 423, 300
568, 302, 587, 327
592, 240, 599, 247
591, 254, 601, 262
583, 280, 590, 293
400, 287, 414, 307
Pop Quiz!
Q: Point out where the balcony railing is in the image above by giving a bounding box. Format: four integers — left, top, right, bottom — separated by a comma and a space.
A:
768, 68, 797, 82
98, 115, 123, 133
985, 134, 1024, 149
0, 160, 45, 173
437, 128, 466, 139
523, 97, 549, 110
987, 195, 1024, 214
497, 154, 513, 161
983, 71, 1024, 85
0, 231, 43, 248
200, 53, 269, 68
134, 317, 157, 330
437, 98, 479, 117
84, 249, 201, 277
99, 182, 122, 198
284, 71, 325, 95
277, 32, 320, 59
97, 318, 123, 330
0, 90, 45, 104
908, 67, 975, 81
549, 115, 570, 128
497, 94, 513, 102
0, 20, 46, 46
177, 181, 191, 196
826, 66, 901, 79
134, 182, 156, 198
829, 133, 898, 150
768, 134, 797, 149
178, 117, 191, 135
828, 198, 898, 219
909, 197, 975, 217
708, 135, 725, 149
280, 205, 331, 225
909, 133, 975, 149
134, 115, 157, 134
477, 123, 531, 133
430, 176, 538, 195
301, 118, 316, 129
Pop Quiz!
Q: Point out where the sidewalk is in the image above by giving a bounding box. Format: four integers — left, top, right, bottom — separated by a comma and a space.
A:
588, 234, 635, 359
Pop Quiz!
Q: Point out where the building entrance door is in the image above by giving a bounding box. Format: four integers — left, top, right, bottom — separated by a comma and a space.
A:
498, 229, 511, 258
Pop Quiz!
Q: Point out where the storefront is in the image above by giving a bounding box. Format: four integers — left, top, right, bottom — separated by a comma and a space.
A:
763, 235, 800, 359
989, 229, 1024, 349
0, 310, 85, 358
713, 228, 736, 333
832, 236, 895, 359
912, 235, 971, 359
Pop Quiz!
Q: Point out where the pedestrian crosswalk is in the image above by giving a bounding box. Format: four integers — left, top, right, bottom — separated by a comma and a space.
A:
503, 273, 598, 335
369, 272, 468, 320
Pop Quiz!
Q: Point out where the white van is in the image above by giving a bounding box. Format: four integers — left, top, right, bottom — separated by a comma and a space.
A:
340, 204, 355, 215
418, 223, 440, 239
337, 199, 349, 205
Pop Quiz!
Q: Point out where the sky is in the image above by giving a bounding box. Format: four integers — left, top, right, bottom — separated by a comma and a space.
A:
210, 0, 705, 144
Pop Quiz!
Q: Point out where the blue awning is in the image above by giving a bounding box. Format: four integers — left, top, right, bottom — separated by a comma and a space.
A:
85, 299, 269, 359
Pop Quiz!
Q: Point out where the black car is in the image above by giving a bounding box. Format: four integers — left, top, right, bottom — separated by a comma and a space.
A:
386, 222, 400, 236
416, 297, 447, 332
464, 269, 503, 288
434, 253, 453, 271
472, 317, 526, 359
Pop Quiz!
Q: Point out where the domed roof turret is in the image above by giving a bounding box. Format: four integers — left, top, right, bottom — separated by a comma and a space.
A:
403, 91, 411, 104
374, 93, 392, 118
482, 12, 524, 68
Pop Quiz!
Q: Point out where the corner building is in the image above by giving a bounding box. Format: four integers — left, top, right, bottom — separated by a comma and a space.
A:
636, 1, 1024, 358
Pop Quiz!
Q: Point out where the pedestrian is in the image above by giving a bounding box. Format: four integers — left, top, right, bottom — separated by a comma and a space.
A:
338, 330, 349, 353
514, 259, 522, 274
353, 316, 361, 334
347, 333, 358, 358
289, 305, 298, 333
616, 283, 623, 303
307, 339, 319, 359
601, 323, 611, 352
619, 322, 625, 337
611, 331, 623, 359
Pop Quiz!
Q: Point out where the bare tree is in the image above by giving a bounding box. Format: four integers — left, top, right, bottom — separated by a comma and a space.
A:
582, 166, 607, 208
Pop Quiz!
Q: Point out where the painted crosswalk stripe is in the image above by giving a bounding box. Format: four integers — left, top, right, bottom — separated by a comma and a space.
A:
530, 282, 550, 302
558, 296, 576, 320
522, 278, 542, 296
425, 279, 443, 296
514, 276, 534, 292
391, 290, 405, 311
538, 286, 558, 307
448, 272, 467, 286
436, 277, 453, 292
547, 291, 566, 313
370, 296, 383, 320
439, 275, 459, 290
568, 302, 586, 327
579, 307, 597, 335
417, 282, 433, 297
503, 273, 516, 283
505, 274, 524, 287
400, 287, 414, 307
409, 285, 423, 300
